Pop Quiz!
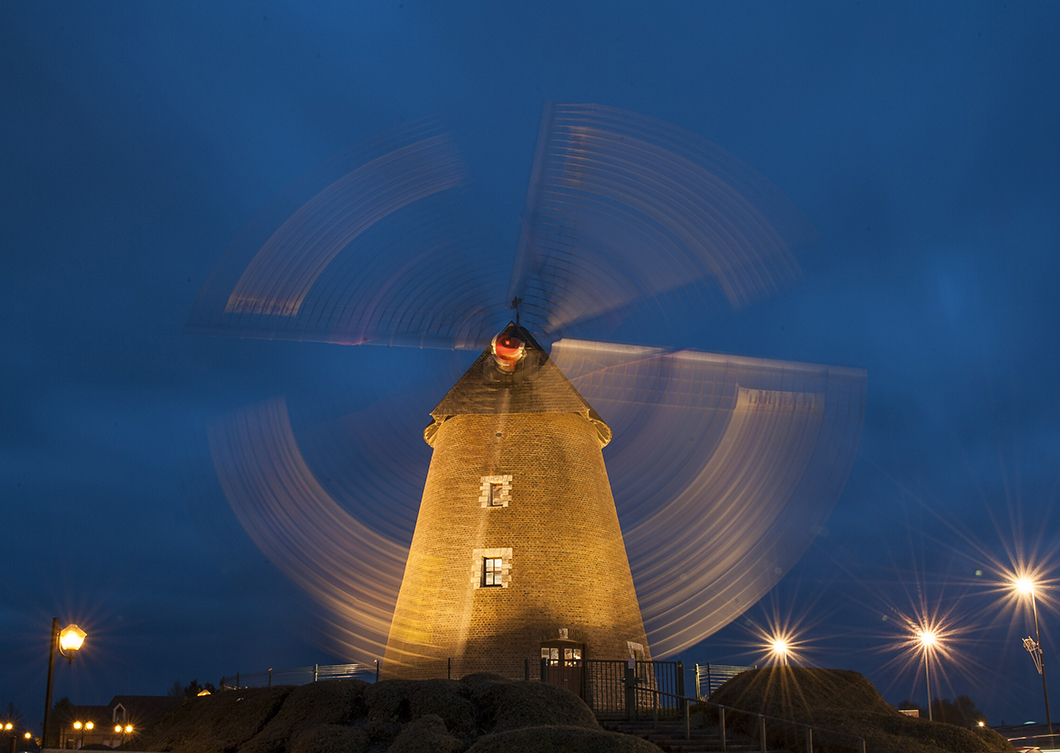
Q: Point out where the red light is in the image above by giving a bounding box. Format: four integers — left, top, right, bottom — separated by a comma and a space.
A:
492, 333, 525, 372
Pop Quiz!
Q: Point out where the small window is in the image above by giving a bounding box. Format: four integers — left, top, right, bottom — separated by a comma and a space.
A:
483, 557, 503, 587
487, 482, 503, 506
479, 475, 512, 508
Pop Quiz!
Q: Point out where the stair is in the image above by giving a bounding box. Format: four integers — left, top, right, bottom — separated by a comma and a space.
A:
603, 719, 764, 752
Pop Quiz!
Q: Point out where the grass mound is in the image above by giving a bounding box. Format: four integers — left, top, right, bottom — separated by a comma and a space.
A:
707, 667, 1011, 753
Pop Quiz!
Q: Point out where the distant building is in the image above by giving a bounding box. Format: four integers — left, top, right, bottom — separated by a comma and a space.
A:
58, 696, 179, 749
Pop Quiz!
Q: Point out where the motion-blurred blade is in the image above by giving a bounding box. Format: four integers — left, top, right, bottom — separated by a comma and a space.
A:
510, 103, 813, 337
208, 398, 421, 661
189, 121, 506, 350
551, 339, 866, 656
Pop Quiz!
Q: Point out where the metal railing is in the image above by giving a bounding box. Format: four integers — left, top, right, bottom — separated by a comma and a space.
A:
696, 700, 867, 753
219, 662, 378, 690
694, 662, 756, 699
545, 658, 864, 753
542, 658, 685, 721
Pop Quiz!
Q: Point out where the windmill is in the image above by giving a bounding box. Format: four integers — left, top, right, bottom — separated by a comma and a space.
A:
190, 103, 866, 679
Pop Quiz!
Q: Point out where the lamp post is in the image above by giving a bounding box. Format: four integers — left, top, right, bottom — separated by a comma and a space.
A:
113, 724, 132, 747
42, 619, 87, 749
1016, 577, 1052, 735
917, 630, 937, 721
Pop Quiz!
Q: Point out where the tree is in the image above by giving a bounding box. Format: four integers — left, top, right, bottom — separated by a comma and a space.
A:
47, 698, 74, 748
166, 681, 183, 698
952, 694, 987, 726
3, 702, 27, 730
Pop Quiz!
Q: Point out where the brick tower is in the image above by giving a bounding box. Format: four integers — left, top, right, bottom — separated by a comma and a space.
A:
382, 323, 651, 679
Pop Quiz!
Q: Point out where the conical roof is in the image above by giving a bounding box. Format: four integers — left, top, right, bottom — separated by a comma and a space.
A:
426, 322, 611, 445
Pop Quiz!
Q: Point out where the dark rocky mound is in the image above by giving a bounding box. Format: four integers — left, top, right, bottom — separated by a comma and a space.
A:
134, 675, 662, 753
136, 686, 292, 753
470, 676, 599, 732
240, 679, 371, 753
706, 667, 1012, 753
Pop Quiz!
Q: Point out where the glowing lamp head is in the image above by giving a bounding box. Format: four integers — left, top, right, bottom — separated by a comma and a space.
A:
85, 722, 94, 731
59, 624, 87, 653
771, 638, 789, 656
24, 732, 32, 739
491, 332, 526, 373
3, 723, 12, 731
115, 725, 122, 734
1016, 577, 1035, 596
125, 725, 133, 734
73, 722, 82, 731
917, 630, 937, 648
977, 720, 985, 727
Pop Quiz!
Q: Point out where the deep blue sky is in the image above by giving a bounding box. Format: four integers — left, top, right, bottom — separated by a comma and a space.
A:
3, 0, 1059, 730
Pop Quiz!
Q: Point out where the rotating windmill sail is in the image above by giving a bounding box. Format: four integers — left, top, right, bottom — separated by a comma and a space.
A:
190, 103, 865, 675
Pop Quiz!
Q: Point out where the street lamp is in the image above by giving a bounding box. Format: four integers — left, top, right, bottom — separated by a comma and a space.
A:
42, 619, 87, 749
114, 724, 133, 746
1015, 577, 1052, 735
70, 721, 93, 750
769, 638, 791, 665
917, 630, 937, 721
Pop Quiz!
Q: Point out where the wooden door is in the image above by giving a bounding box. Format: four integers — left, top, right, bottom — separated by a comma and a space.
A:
541, 641, 585, 696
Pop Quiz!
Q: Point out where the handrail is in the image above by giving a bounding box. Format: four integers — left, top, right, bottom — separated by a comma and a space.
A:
627, 676, 866, 753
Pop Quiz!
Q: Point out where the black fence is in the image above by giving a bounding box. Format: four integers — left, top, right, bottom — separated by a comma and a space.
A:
219, 662, 378, 689
694, 662, 755, 699
541, 658, 686, 721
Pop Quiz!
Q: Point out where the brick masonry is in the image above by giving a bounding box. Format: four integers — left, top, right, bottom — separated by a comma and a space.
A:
382, 409, 652, 680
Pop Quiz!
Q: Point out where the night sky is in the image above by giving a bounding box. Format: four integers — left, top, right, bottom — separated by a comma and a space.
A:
3, 0, 1060, 731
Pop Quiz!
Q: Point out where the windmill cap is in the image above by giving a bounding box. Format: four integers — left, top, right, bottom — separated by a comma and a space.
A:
424, 322, 611, 447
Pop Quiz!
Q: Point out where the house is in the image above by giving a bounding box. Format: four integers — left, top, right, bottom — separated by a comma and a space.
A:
58, 696, 179, 749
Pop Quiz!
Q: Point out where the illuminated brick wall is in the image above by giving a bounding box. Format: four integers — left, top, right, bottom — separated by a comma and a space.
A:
382, 410, 651, 679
